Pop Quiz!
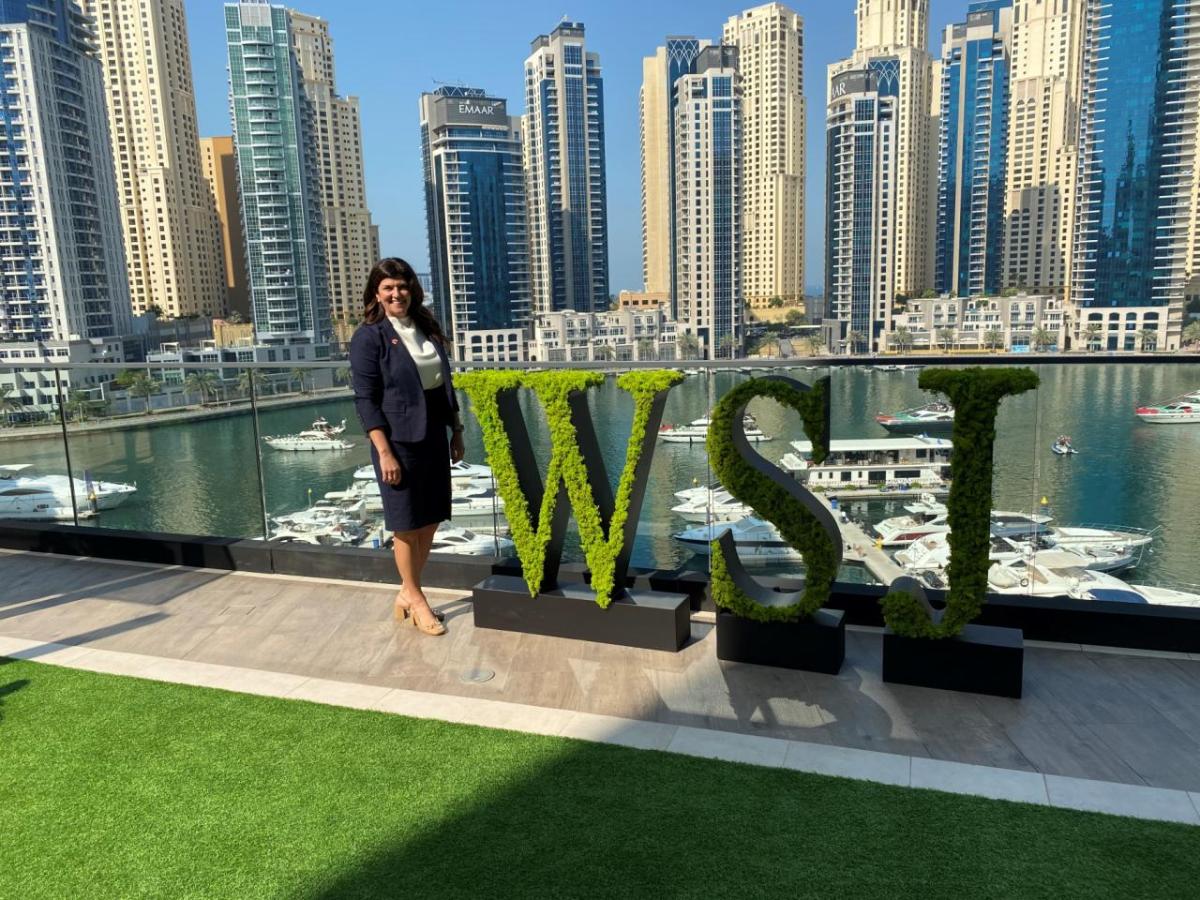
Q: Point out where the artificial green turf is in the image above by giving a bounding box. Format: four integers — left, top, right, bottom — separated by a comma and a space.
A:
1, 658, 1196, 899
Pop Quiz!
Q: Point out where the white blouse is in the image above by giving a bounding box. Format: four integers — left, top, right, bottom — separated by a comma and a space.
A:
388, 315, 444, 390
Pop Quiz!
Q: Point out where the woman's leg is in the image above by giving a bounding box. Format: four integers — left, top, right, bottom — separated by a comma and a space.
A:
392, 525, 442, 628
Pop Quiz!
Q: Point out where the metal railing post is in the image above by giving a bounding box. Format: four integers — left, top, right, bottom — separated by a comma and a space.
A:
53, 367, 81, 527
246, 369, 272, 539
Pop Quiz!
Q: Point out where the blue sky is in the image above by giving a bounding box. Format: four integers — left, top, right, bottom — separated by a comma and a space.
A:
186, 1, 972, 295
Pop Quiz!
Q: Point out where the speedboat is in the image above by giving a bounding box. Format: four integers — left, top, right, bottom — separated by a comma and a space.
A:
874, 401, 954, 434
430, 524, 515, 557
896, 532, 1137, 575
451, 489, 506, 521
658, 414, 769, 444
873, 495, 1054, 547
1051, 435, 1078, 455
0, 483, 96, 521
986, 560, 1200, 608
671, 516, 802, 564
0, 464, 136, 511
1135, 389, 1200, 424
265, 417, 354, 451
670, 487, 752, 523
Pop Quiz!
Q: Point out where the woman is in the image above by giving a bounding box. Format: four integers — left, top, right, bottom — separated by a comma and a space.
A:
350, 258, 464, 636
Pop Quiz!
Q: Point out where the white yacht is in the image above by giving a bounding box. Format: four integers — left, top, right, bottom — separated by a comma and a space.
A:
872, 494, 1054, 547
672, 516, 802, 564
1134, 389, 1200, 424
431, 524, 515, 557
264, 417, 354, 451
0, 483, 95, 521
986, 561, 1200, 608
874, 401, 955, 434
352, 460, 493, 482
895, 532, 1138, 575
782, 438, 953, 494
658, 414, 770, 444
670, 487, 752, 523
451, 489, 506, 522
0, 464, 136, 511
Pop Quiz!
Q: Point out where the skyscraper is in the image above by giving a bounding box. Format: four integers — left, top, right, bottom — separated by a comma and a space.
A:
0, 0, 131, 344
198, 136, 251, 320
82, 0, 227, 320
523, 21, 609, 315
831, 1, 935, 299
289, 11, 375, 325
723, 4, 805, 308
640, 36, 708, 306
420, 87, 531, 361
1069, 0, 1196, 351
225, 1, 329, 354
935, 1, 1013, 298
674, 46, 743, 359
825, 68, 899, 352
1002, 0, 1083, 295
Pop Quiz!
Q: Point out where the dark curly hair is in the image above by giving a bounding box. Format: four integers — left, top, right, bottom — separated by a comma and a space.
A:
362, 258, 447, 345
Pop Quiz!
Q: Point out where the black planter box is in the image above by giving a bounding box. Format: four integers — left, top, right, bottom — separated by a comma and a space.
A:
715, 607, 846, 675
882, 623, 1024, 698
471, 574, 690, 651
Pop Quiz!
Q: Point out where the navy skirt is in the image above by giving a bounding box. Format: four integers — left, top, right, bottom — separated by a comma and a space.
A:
371, 387, 452, 533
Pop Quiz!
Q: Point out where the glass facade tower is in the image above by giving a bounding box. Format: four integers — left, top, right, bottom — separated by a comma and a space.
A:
936, 0, 1013, 298
225, 1, 329, 352
420, 87, 531, 358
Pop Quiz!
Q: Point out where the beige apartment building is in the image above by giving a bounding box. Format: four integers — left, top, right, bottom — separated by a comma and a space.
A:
829, 0, 936, 299
723, 4, 805, 309
82, 0, 227, 319
289, 12, 376, 324
1003, 0, 1083, 296
198, 137, 250, 321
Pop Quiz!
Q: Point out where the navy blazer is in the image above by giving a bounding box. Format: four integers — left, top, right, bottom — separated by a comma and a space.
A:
350, 318, 459, 443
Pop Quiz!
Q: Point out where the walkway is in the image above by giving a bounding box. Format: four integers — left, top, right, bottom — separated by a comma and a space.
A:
2, 549, 1199, 824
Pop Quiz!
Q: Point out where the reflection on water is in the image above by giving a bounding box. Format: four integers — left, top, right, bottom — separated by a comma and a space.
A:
1, 363, 1197, 587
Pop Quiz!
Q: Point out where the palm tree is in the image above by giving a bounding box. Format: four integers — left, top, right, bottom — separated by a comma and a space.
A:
1084, 322, 1104, 351
1137, 328, 1158, 352
936, 327, 956, 352
1031, 327, 1056, 352
289, 368, 310, 393
334, 366, 352, 386
846, 330, 867, 355
677, 333, 701, 360
593, 344, 615, 362
0, 384, 24, 425
238, 369, 266, 398
717, 334, 736, 360
127, 372, 159, 415
64, 390, 94, 423
184, 371, 220, 406
983, 328, 1004, 351
1183, 320, 1200, 349
636, 337, 656, 361
890, 328, 914, 354
803, 334, 826, 357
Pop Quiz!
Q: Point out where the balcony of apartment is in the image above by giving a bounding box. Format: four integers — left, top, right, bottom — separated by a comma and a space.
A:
3, 356, 1200, 893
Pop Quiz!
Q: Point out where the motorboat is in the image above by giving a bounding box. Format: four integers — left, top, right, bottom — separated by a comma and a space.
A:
895, 532, 1137, 575
1134, 389, 1200, 424
0, 464, 136, 511
986, 561, 1200, 608
430, 524, 515, 557
450, 489, 506, 521
781, 436, 952, 492
0, 483, 96, 521
1051, 435, 1078, 455
671, 516, 802, 564
352, 459, 493, 482
264, 417, 354, 451
874, 401, 955, 434
872, 495, 1054, 547
670, 487, 752, 523
658, 414, 770, 444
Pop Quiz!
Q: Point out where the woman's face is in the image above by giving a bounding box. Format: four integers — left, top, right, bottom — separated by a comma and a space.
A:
376, 277, 411, 317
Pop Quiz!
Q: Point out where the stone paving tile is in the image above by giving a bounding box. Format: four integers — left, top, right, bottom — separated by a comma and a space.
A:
667, 725, 790, 768
285, 678, 394, 710
61, 648, 158, 677
782, 741, 911, 787
1045, 774, 1200, 825
559, 712, 678, 751
911, 757, 1049, 805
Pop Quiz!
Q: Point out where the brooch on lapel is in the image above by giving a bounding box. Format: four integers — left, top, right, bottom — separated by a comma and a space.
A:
390, 338, 399, 345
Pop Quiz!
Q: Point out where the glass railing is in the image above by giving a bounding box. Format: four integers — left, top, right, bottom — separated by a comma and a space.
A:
3, 356, 1200, 615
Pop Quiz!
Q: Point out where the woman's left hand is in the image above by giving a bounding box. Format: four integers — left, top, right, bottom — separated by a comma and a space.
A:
450, 431, 465, 464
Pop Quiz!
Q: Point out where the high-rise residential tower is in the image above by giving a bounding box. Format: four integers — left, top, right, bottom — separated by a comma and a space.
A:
1002, 0, 1083, 295
420, 87, 531, 362
0, 0, 131, 345
640, 36, 709, 306
289, 11, 375, 325
1069, 0, 1197, 351
82, 0, 227, 320
825, 68, 899, 353
523, 21, 609, 315
829, 1, 934, 300
723, 4, 804, 308
935, 1, 1013, 298
674, 46, 743, 358
198, 136, 251, 320
225, 1, 329, 353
